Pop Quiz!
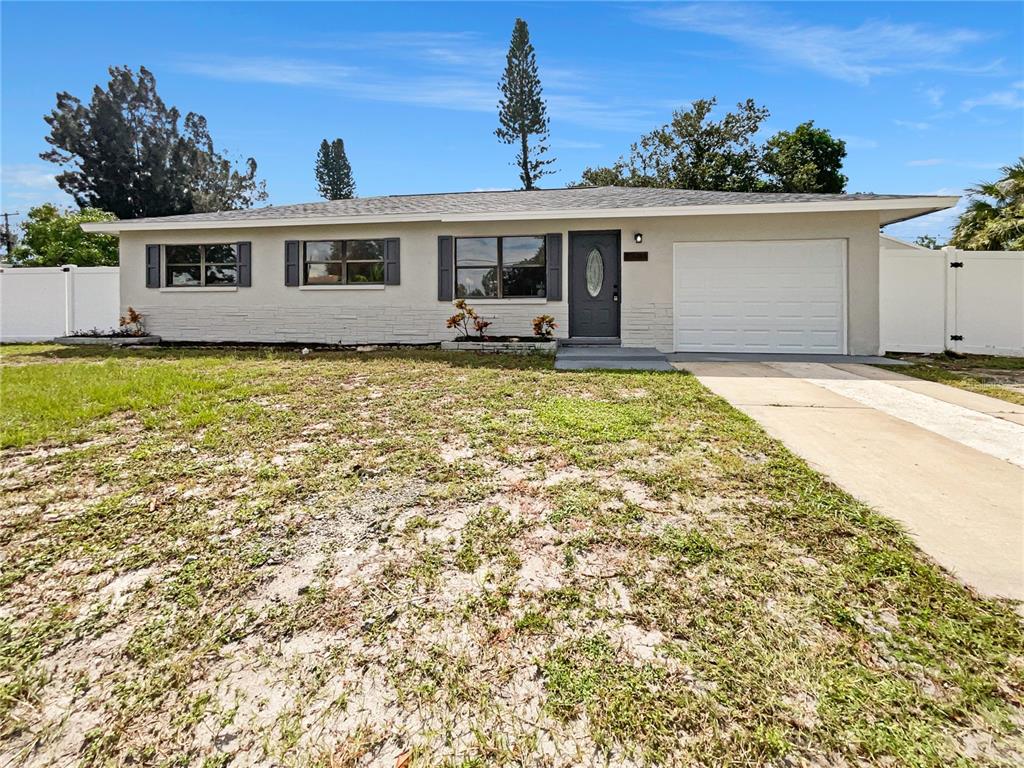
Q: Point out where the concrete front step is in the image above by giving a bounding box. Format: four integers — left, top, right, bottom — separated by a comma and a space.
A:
557, 346, 666, 359
554, 344, 674, 371
558, 337, 621, 347
555, 359, 675, 371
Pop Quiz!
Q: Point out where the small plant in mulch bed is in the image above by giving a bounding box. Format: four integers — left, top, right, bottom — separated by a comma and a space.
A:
118, 306, 147, 336
532, 314, 557, 339
446, 299, 492, 340
71, 307, 148, 337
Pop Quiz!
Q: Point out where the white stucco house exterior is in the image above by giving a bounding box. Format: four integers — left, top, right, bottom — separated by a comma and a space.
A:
82, 186, 957, 355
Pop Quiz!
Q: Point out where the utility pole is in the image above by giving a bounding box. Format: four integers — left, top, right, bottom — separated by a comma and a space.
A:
1, 211, 20, 261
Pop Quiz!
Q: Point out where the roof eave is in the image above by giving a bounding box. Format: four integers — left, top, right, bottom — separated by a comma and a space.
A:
80, 196, 960, 234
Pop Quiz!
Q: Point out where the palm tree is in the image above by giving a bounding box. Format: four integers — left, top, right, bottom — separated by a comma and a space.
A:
949, 158, 1024, 251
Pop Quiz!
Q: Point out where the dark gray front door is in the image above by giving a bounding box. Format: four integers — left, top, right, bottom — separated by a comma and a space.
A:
569, 231, 620, 337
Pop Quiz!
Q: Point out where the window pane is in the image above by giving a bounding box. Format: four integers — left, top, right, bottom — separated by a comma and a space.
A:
305, 241, 343, 262
455, 237, 498, 267
205, 244, 237, 264
456, 267, 498, 297
347, 240, 384, 261
166, 245, 201, 264
586, 247, 604, 298
502, 267, 546, 297
502, 236, 545, 268
347, 262, 385, 283
206, 265, 238, 285
167, 265, 201, 286
305, 262, 344, 284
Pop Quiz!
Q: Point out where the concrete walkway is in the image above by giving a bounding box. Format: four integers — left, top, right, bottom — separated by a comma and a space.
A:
674, 360, 1024, 604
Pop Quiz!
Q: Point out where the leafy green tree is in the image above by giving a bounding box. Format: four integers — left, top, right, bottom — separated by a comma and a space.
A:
9, 204, 119, 266
579, 102, 847, 194
496, 18, 556, 190
949, 158, 1024, 251
41, 66, 266, 219
760, 121, 847, 193
579, 98, 769, 191
914, 235, 942, 249
315, 139, 356, 200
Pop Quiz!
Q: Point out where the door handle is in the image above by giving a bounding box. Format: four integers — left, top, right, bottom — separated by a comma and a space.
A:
612, 285, 619, 302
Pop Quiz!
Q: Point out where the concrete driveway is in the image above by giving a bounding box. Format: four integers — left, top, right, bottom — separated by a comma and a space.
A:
674, 360, 1024, 605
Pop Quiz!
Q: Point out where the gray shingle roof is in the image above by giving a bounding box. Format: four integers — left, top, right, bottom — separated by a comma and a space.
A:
112, 186, 946, 225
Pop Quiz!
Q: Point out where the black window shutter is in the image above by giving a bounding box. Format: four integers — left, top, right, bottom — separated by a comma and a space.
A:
145, 244, 161, 288
384, 238, 400, 285
545, 233, 562, 301
237, 242, 252, 287
437, 235, 453, 301
284, 240, 300, 286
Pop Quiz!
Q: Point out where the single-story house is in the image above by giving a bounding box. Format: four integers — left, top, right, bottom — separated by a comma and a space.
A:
82, 186, 957, 355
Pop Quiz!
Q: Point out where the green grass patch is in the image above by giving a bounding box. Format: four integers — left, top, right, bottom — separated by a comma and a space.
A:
891, 353, 1024, 406
542, 634, 702, 763
532, 396, 654, 444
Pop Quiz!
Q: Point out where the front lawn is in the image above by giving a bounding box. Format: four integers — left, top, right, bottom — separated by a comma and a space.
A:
892, 353, 1024, 406
2, 345, 1021, 766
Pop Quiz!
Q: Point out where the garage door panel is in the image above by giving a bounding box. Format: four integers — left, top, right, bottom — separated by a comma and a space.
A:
673, 240, 846, 354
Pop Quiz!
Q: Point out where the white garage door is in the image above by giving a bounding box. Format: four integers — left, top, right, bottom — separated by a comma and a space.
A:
673, 239, 846, 353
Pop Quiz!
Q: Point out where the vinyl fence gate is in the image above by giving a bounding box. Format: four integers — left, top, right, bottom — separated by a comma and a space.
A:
880, 244, 1024, 357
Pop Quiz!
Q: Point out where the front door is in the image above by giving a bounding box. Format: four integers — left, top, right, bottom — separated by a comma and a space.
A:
569, 230, 620, 337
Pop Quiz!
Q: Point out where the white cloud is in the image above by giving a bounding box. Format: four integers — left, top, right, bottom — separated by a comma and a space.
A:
893, 119, 931, 130
177, 55, 493, 111
178, 57, 356, 87
906, 159, 1001, 169
2, 164, 58, 190
922, 86, 945, 108
175, 52, 656, 132
546, 93, 655, 133
288, 31, 506, 71
0, 165, 73, 211
962, 81, 1024, 111
551, 139, 604, 150
642, 4, 990, 85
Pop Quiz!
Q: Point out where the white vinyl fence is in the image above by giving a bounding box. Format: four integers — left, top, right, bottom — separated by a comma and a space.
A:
0, 265, 120, 342
880, 238, 1024, 356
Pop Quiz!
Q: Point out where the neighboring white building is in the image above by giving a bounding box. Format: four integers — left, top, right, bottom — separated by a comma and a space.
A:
82, 186, 958, 355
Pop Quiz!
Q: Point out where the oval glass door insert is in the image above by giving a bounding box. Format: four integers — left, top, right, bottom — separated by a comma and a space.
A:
585, 247, 604, 298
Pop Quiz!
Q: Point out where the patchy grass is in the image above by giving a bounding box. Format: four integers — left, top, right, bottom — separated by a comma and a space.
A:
1, 344, 1021, 767
891, 352, 1024, 406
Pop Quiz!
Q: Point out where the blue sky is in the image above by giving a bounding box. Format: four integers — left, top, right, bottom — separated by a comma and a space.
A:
2, 1, 1022, 240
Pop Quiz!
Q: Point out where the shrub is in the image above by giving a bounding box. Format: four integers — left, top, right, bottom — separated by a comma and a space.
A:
445, 299, 492, 339
118, 306, 146, 336
532, 314, 557, 339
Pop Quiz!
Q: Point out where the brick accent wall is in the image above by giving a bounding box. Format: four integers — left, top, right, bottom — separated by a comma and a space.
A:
621, 300, 674, 352
131, 302, 567, 346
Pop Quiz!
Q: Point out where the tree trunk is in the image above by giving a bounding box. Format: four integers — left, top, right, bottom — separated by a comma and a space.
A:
520, 131, 532, 190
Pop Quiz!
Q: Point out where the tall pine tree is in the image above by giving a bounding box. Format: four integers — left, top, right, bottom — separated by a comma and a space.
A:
315, 139, 355, 200
495, 18, 555, 190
